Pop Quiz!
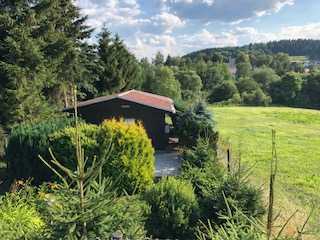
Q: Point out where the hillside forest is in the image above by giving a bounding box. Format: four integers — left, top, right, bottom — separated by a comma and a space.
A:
1, 1, 320, 131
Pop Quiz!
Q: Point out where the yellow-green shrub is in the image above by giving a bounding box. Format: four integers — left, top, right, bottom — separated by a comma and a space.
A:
0, 185, 46, 240
99, 119, 155, 193
50, 119, 155, 194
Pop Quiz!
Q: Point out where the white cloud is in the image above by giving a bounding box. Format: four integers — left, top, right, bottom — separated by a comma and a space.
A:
164, 0, 295, 22
232, 23, 320, 44
127, 33, 178, 58
151, 12, 185, 33
76, 0, 143, 29
178, 29, 238, 54
279, 22, 320, 39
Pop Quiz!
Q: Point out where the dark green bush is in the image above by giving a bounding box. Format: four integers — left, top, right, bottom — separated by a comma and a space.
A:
6, 117, 74, 183
0, 184, 47, 240
242, 88, 271, 106
144, 177, 199, 239
49, 123, 100, 170
208, 81, 239, 103
182, 138, 217, 168
181, 161, 224, 200
201, 176, 265, 223
181, 158, 264, 226
41, 182, 149, 239
197, 207, 265, 240
174, 102, 218, 148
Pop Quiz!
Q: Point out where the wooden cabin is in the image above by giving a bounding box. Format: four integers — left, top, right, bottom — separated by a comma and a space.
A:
65, 90, 176, 150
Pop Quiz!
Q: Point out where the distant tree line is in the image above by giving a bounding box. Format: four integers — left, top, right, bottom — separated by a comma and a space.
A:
185, 39, 320, 60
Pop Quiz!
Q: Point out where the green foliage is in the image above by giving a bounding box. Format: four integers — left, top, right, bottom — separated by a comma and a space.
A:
96, 29, 142, 94
242, 88, 271, 106
237, 77, 260, 94
271, 72, 303, 105
146, 65, 182, 101
0, 126, 6, 162
144, 177, 199, 239
0, 184, 46, 240
236, 52, 252, 78
41, 181, 149, 239
182, 138, 217, 169
208, 81, 239, 103
99, 119, 155, 194
300, 72, 320, 108
49, 123, 100, 170
181, 160, 224, 201
252, 66, 280, 92
0, 0, 92, 127
271, 53, 291, 76
175, 69, 203, 101
153, 51, 165, 66
49, 119, 155, 194
197, 208, 265, 240
202, 63, 233, 91
6, 117, 74, 183
202, 176, 265, 223
174, 102, 219, 148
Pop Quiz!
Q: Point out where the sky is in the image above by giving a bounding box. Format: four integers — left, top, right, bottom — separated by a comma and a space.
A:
75, 0, 320, 59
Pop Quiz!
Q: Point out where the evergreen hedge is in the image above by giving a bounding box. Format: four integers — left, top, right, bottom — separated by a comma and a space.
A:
6, 117, 74, 183
144, 177, 199, 239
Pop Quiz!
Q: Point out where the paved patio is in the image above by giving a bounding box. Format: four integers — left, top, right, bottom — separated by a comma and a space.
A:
155, 151, 181, 177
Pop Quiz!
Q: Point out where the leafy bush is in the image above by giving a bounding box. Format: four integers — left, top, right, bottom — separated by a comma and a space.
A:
208, 81, 239, 103
197, 207, 265, 240
201, 176, 265, 223
144, 177, 199, 239
6, 117, 74, 183
49, 123, 100, 170
182, 138, 217, 168
0, 184, 46, 240
180, 161, 224, 200
181, 159, 264, 226
242, 88, 271, 106
174, 102, 219, 148
99, 119, 155, 194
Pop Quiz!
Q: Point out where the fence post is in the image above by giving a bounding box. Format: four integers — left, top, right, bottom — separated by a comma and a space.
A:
227, 147, 231, 173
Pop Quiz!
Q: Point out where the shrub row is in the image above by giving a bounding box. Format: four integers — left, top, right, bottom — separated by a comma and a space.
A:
6, 118, 155, 194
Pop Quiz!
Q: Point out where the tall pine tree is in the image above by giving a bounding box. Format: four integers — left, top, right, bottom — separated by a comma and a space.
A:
0, 0, 52, 128
96, 28, 142, 94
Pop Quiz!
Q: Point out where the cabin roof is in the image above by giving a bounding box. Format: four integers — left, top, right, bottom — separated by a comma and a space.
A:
66, 90, 176, 113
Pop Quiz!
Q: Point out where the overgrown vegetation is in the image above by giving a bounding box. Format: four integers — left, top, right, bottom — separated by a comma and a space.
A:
144, 177, 199, 239
0, 183, 46, 240
6, 117, 74, 183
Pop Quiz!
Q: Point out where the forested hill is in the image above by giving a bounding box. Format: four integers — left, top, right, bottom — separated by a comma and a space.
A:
185, 39, 320, 60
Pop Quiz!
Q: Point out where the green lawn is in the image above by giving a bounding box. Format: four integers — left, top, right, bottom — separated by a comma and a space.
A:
289, 55, 309, 63
211, 106, 320, 236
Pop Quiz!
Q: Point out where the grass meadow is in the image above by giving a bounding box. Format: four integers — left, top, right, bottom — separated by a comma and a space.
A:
211, 106, 320, 238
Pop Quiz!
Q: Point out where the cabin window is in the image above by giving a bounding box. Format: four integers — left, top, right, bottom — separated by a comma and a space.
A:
124, 118, 135, 124
165, 125, 170, 134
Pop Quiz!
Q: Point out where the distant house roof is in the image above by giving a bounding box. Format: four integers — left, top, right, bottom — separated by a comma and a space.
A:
66, 90, 176, 113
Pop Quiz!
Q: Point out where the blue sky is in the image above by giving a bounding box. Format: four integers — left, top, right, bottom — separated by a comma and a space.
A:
75, 0, 320, 58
